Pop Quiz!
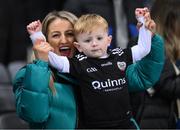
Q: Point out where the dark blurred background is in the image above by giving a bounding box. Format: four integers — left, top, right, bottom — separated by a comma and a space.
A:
0, 0, 154, 66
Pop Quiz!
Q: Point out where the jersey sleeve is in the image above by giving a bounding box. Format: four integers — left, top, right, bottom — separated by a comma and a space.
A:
131, 17, 151, 63
122, 47, 133, 66
48, 51, 70, 73
30, 31, 46, 44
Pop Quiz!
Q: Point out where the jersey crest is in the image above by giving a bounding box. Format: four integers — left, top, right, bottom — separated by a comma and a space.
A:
117, 61, 126, 71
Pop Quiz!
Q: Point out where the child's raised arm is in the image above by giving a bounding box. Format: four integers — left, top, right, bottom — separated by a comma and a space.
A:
26, 20, 70, 73
27, 20, 46, 43
131, 7, 154, 63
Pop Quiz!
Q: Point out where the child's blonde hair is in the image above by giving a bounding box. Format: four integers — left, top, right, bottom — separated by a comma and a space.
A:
74, 14, 109, 36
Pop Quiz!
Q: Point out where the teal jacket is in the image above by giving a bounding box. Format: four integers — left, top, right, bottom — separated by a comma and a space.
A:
127, 34, 164, 92
13, 61, 77, 129
13, 34, 164, 129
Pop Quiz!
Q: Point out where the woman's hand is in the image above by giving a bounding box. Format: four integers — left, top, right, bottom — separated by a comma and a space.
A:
33, 39, 54, 61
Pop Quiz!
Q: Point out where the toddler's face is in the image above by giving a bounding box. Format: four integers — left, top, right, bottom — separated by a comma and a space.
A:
75, 27, 112, 58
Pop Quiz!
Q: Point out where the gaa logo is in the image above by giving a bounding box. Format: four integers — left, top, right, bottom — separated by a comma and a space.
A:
86, 67, 97, 73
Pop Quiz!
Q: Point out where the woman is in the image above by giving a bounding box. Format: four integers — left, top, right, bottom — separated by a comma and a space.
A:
130, 0, 180, 128
13, 10, 164, 129
13, 11, 78, 129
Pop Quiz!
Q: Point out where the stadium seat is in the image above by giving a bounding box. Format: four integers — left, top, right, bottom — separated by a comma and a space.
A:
0, 63, 11, 84
0, 112, 29, 129
7, 61, 26, 82
0, 85, 29, 129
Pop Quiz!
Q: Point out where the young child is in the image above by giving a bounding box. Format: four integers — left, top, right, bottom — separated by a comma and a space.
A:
27, 8, 157, 128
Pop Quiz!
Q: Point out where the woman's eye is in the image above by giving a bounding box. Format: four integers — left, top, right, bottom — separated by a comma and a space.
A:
65, 31, 75, 37
52, 34, 60, 38
66, 32, 74, 37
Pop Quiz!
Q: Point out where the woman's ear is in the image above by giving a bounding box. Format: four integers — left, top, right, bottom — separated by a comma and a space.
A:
73, 42, 82, 52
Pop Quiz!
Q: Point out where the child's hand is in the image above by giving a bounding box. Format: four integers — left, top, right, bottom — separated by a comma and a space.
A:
27, 20, 42, 35
143, 10, 156, 36
136, 7, 156, 36
135, 7, 149, 24
135, 7, 149, 18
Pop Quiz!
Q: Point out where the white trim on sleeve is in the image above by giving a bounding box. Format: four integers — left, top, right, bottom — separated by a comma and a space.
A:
30, 31, 46, 44
48, 51, 70, 73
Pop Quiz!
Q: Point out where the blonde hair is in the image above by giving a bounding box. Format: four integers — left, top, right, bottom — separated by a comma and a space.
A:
151, 0, 180, 62
30, 11, 78, 61
42, 10, 78, 39
74, 14, 109, 36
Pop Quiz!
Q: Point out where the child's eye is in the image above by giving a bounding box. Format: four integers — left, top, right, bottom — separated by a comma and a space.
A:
84, 39, 91, 43
97, 37, 103, 40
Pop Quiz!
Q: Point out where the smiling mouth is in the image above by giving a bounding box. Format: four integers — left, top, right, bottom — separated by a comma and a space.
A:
59, 47, 71, 56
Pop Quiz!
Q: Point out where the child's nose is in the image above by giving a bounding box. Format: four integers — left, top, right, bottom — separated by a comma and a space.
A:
92, 40, 98, 47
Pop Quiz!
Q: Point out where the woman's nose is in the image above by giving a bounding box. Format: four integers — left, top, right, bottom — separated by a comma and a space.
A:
61, 34, 67, 44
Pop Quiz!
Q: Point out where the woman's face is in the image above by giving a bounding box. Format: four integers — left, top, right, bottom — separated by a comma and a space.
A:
47, 18, 76, 58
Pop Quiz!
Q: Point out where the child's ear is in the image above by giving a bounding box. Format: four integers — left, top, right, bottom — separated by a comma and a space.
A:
107, 35, 112, 46
73, 42, 82, 52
